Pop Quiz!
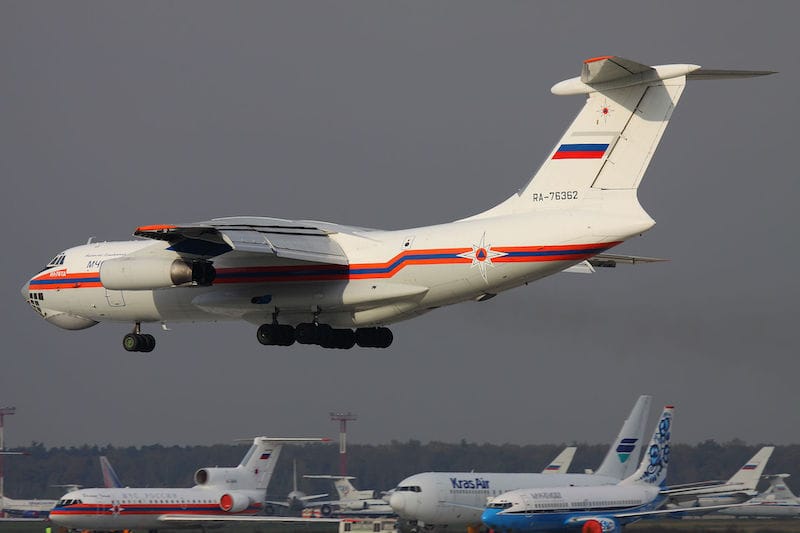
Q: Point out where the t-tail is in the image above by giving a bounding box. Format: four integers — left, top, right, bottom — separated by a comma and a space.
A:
759, 474, 799, 503
622, 405, 674, 486
473, 56, 775, 231
193, 437, 329, 492
594, 394, 652, 479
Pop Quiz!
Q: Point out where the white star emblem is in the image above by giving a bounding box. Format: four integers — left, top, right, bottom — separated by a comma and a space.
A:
110, 502, 124, 515
457, 233, 506, 283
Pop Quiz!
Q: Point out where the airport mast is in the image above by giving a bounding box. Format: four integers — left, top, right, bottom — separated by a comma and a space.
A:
330, 412, 357, 476
0, 406, 16, 517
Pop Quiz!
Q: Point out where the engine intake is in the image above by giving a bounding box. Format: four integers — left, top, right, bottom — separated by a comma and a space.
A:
100, 257, 215, 290
219, 492, 252, 513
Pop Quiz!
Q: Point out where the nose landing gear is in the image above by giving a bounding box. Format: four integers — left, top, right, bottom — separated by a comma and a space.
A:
123, 322, 156, 352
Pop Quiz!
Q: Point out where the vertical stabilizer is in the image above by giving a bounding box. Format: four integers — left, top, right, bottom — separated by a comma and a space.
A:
99, 456, 123, 488
622, 405, 674, 486
755, 474, 798, 503
594, 395, 652, 479
542, 446, 577, 474
727, 446, 774, 492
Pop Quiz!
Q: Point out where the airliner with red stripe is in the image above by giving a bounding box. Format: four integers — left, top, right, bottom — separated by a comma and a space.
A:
49, 437, 327, 531
23, 55, 769, 351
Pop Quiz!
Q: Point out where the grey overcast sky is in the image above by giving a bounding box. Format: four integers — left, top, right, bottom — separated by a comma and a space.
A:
1, 1, 797, 448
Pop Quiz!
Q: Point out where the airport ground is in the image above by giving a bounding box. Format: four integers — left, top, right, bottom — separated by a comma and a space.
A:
3, 520, 800, 533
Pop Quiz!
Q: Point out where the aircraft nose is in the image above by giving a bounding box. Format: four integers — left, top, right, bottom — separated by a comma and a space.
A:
21, 280, 30, 300
389, 492, 406, 513
481, 508, 500, 529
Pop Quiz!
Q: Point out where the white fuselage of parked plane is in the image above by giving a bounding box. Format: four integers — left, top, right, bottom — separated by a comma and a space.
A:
49, 487, 263, 530
389, 472, 621, 528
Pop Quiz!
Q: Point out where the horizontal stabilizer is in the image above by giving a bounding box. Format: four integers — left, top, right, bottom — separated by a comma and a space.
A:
581, 56, 652, 84
688, 69, 777, 80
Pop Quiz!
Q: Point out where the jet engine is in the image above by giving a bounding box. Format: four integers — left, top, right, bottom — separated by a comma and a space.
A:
219, 492, 252, 513
195, 467, 241, 488
579, 517, 619, 533
100, 257, 215, 290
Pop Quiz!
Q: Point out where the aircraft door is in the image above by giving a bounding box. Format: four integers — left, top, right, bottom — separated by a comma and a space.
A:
105, 289, 125, 307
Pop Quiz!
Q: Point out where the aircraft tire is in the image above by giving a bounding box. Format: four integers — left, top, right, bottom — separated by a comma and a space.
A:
295, 322, 317, 344
264, 504, 275, 515
123, 333, 139, 352
355, 327, 393, 348
320, 504, 333, 517
277, 324, 295, 346
257, 324, 277, 345
141, 334, 156, 352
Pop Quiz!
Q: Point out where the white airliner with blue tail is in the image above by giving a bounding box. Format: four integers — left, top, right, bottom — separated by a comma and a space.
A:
389, 395, 651, 532
21, 56, 773, 351
481, 406, 740, 533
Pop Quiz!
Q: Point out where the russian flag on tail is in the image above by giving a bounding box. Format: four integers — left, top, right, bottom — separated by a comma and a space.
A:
552, 143, 609, 159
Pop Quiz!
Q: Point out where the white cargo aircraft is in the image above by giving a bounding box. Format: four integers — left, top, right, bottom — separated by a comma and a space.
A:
21, 56, 773, 351
49, 437, 327, 531
389, 395, 651, 532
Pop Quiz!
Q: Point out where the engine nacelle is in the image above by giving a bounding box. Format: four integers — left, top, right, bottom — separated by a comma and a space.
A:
579, 517, 620, 533
195, 467, 243, 488
100, 257, 215, 290
219, 492, 252, 513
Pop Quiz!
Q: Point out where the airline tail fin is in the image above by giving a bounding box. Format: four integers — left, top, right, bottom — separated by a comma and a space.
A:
594, 395, 652, 479
99, 456, 123, 488
195, 437, 329, 492
758, 474, 799, 502
473, 56, 774, 223
622, 405, 674, 486
542, 446, 576, 474
726, 446, 774, 491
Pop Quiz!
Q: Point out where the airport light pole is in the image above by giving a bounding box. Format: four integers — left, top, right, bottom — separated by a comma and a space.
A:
0, 406, 16, 517
330, 412, 357, 476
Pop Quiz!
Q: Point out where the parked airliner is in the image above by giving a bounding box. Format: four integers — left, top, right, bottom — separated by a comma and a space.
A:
390, 395, 651, 532
49, 437, 327, 531
481, 407, 738, 533
21, 56, 773, 351
718, 474, 800, 518
664, 446, 774, 507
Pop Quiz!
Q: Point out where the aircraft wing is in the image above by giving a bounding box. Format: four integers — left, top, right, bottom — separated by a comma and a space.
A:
159, 514, 340, 524
134, 216, 350, 265
611, 502, 748, 519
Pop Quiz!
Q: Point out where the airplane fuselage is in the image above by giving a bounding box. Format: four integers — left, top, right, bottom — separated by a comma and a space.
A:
49, 487, 263, 530
24, 208, 646, 331
482, 485, 661, 533
389, 472, 621, 528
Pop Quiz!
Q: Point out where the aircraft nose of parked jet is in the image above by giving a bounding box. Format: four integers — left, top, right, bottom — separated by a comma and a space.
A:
21, 280, 30, 300
481, 508, 502, 529
388, 492, 406, 514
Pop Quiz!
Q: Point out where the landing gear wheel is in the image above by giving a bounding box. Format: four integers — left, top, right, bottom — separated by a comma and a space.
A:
123, 333, 156, 352
355, 327, 393, 348
141, 334, 156, 352
321, 328, 356, 349
257, 324, 296, 346
123, 333, 140, 352
295, 323, 332, 345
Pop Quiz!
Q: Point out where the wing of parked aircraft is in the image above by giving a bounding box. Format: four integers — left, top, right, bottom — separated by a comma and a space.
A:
159, 515, 341, 524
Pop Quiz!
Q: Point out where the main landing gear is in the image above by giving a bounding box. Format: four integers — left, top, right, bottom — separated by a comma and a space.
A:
123, 322, 155, 352
256, 323, 393, 349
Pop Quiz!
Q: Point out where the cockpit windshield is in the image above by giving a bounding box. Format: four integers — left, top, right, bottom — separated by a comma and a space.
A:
41, 253, 66, 272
